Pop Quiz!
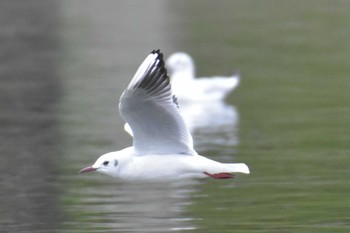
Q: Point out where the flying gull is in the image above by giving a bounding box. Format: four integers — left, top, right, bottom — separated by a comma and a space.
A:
80, 50, 249, 180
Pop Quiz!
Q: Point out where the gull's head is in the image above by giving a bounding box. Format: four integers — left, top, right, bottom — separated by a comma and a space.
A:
79, 152, 121, 176
166, 52, 195, 79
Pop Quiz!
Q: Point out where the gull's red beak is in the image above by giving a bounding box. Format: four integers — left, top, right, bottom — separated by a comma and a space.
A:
79, 166, 97, 173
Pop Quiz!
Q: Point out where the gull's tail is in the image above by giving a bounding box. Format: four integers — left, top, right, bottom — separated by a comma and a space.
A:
225, 163, 250, 174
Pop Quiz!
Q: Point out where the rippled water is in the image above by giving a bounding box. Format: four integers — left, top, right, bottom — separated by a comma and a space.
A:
0, 0, 349, 232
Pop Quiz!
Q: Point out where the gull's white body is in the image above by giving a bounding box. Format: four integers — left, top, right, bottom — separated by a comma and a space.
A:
94, 147, 249, 181
80, 50, 249, 181
166, 52, 240, 103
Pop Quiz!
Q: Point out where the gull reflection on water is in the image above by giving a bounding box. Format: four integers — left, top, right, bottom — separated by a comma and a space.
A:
69, 177, 201, 232
179, 101, 239, 150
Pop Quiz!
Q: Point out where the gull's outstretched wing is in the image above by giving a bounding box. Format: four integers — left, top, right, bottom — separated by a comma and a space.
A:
119, 50, 195, 155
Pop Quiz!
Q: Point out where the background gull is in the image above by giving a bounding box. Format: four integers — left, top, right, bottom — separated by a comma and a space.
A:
166, 52, 240, 103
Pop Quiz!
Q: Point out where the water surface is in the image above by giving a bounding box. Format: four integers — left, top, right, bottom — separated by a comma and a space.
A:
0, 0, 349, 232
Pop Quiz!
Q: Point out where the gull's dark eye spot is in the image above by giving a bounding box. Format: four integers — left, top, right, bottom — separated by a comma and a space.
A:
103, 161, 109, 166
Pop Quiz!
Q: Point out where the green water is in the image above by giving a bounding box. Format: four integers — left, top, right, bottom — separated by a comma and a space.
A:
60, 1, 350, 232
182, 1, 350, 232
1, 0, 349, 232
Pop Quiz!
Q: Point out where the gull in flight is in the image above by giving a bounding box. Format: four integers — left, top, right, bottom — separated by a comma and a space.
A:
166, 52, 240, 103
80, 50, 249, 180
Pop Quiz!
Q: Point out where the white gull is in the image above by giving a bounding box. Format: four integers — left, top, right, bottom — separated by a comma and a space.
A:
80, 50, 249, 181
166, 52, 240, 103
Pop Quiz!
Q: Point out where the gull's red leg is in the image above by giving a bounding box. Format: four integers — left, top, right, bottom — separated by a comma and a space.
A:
204, 172, 234, 179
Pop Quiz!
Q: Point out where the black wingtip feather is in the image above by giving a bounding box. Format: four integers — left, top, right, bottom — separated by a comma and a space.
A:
151, 49, 161, 54
133, 49, 172, 99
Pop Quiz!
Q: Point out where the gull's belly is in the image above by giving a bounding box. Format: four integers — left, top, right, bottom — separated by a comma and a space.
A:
121, 155, 206, 180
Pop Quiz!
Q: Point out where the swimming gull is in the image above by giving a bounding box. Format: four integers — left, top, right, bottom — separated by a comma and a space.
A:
166, 52, 240, 103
